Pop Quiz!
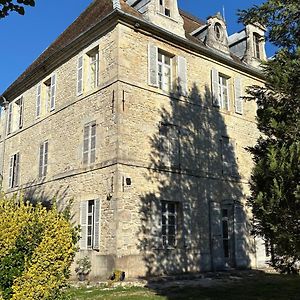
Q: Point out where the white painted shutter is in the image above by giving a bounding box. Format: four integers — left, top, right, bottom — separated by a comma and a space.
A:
83, 124, 90, 164
234, 77, 243, 114
50, 74, 56, 111
90, 123, 96, 163
39, 143, 44, 178
14, 153, 20, 187
148, 44, 158, 87
95, 52, 99, 87
177, 56, 187, 96
8, 156, 14, 188
234, 203, 248, 267
77, 56, 83, 95
36, 83, 41, 117
80, 201, 88, 250
211, 201, 224, 269
18, 96, 24, 129
7, 103, 12, 134
211, 68, 220, 106
93, 199, 100, 250
44, 141, 48, 176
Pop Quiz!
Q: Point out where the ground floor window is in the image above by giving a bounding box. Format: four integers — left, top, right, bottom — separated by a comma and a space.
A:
161, 201, 178, 248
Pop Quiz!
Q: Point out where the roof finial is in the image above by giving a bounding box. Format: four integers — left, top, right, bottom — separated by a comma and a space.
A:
222, 5, 226, 23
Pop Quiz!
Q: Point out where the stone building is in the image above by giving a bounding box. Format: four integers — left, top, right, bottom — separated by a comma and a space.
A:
0, 0, 268, 278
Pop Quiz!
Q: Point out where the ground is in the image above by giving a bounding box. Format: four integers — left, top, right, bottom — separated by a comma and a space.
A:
67, 270, 300, 299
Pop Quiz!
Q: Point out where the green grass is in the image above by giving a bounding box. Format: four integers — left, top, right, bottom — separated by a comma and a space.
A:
68, 273, 300, 300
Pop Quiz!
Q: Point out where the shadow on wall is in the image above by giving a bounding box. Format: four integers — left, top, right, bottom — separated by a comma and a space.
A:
138, 82, 254, 278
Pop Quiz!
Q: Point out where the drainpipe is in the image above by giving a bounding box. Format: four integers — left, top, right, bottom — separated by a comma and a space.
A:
0, 96, 8, 189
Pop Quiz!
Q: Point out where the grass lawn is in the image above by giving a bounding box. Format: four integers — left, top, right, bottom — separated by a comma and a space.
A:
67, 273, 300, 300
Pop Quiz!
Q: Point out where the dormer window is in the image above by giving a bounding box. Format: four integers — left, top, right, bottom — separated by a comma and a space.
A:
214, 23, 223, 41
159, 0, 171, 17
253, 33, 261, 59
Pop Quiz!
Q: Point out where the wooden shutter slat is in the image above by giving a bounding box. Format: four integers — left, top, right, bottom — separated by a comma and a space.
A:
77, 56, 83, 95
234, 77, 243, 114
211, 68, 220, 107
80, 201, 88, 250
177, 56, 187, 96
50, 74, 56, 111
148, 44, 158, 87
93, 199, 100, 250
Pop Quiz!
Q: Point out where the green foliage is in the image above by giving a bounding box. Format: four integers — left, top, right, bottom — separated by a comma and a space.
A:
75, 256, 91, 276
239, 1, 300, 274
0, 195, 79, 299
0, 0, 35, 19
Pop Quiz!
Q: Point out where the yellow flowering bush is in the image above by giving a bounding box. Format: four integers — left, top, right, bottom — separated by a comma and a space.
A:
0, 194, 79, 300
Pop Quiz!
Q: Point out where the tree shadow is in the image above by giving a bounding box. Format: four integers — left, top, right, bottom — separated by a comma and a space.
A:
138, 82, 254, 284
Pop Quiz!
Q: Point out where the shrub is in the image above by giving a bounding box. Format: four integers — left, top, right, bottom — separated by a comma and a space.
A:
0, 194, 79, 300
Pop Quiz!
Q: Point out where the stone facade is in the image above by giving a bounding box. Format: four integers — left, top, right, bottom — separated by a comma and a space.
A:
0, 0, 268, 279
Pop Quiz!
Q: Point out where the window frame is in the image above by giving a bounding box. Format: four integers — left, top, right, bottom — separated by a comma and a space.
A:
218, 73, 230, 110
39, 140, 48, 178
253, 33, 261, 59
157, 50, 173, 92
161, 200, 178, 248
83, 121, 97, 165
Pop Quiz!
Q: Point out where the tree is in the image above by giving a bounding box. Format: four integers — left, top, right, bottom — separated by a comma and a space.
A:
238, 0, 300, 274
0, 0, 35, 18
0, 195, 79, 299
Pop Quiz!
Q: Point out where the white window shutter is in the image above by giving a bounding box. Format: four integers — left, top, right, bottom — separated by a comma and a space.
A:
80, 201, 88, 250
7, 103, 13, 135
211, 68, 220, 106
95, 52, 99, 87
83, 124, 90, 164
148, 44, 158, 87
93, 199, 101, 250
36, 83, 41, 117
44, 141, 48, 176
177, 56, 187, 96
39, 143, 44, 178
90, 123, 96, 163
50, 74, 56, 111
77, 56, 83, 95
18, 96, 24, 129
8, 156, 13, 188
15, 153, 20, 187
234, 77, 243, 114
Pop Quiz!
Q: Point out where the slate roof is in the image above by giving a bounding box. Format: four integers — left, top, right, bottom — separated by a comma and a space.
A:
2, 0, 244, 98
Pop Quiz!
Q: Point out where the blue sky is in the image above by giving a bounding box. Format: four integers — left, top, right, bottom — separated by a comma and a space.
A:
0, 0, 274, 94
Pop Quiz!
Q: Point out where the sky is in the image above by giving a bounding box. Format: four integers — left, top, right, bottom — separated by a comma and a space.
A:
0, 0, 276, 95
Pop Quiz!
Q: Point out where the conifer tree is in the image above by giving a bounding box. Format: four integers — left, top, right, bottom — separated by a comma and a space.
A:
239, 0, 300, 273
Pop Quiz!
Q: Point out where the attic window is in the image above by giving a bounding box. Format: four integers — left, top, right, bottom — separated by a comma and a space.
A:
253, 33, 261, 59
214, 23, 223, 40
159, 0, 171, 17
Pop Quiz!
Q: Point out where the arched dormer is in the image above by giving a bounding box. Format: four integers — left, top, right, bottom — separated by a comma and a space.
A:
192, 13, 230, 55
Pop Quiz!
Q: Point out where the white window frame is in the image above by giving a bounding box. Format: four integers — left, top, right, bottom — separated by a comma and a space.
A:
158, 51, 172, 92
83, 121, 96, 165
159, 0, 171, 17
88, 51, 99, 90
80, 199, 100, 250
218, 74, 230, 110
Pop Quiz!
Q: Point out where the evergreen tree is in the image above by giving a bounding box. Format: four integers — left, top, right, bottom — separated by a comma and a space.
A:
239, 0, 300, 273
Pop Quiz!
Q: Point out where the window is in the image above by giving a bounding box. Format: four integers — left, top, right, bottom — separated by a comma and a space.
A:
39, 140, 48, 178
7, 96, 24, 135
221, 136, 238, 176
83, 122, 96, 165
234, 77, 243, 114
148, 44, 187, 95
161, 201, 178, 247
253, 33, 261, 59
159, 123, 180, 168
36, 73, 56, 117
214, 23, 223, 40
80, 199, 100, 250
9, 152, 20, 188
159, 0, 171, 17
211, 69, 230, 110
77, 47, 99, 95
158, 51, 172, 92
